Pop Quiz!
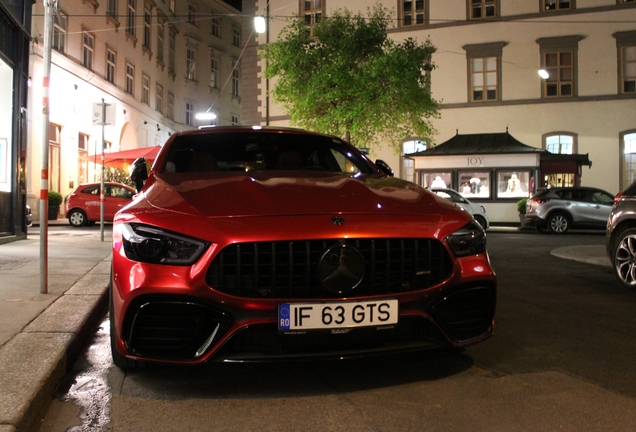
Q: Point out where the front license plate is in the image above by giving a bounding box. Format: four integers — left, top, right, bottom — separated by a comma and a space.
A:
278, 299, 398, 331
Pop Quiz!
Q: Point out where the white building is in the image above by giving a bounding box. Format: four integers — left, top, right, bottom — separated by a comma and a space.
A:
28, 0, 248, 219
245, 0, 636, 223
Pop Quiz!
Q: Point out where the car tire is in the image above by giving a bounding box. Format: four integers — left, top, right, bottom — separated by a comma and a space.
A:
68, 209, 88, 227
611, 227, 636, 291
547, 212, 570, 234
474, 215, 487, 229
109, 272, 146, 370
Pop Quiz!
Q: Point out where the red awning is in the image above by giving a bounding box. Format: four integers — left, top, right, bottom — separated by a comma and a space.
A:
98, 146, 161, 169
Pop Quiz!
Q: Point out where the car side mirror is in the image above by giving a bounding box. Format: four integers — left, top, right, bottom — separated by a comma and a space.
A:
130, 157, 148, 193
375, 159, 394, 177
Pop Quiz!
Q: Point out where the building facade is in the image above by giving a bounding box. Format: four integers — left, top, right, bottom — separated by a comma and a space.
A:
0, 0, 32, 243
28, 0, 248, 220
246, 0, 636, 223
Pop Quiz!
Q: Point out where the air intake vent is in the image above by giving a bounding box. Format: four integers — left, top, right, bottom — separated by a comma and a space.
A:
124, 300, 230, 360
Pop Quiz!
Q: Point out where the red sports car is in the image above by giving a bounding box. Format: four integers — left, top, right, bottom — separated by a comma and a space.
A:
110, 126, 497, 368
65, 182, 136, 227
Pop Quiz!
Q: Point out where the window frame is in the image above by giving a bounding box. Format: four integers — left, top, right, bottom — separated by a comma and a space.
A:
614, 31, 636, 95
156, 83, 163, 114
106, 49, 116, 84
126, 62, 135, 96
186, 45, 197, 81
185, 101, 195, 126
52, 11, 67, 53
143, 5, 152, 50
536, 36, 582, 99
82, 31, 95, 70
211, 15, 221, 37
142, 73, 150, 105
210, 56, 219, 89
168, 92, 174, 120
463, 42, 506, 103
231, 58, 240, 98
127, 0, 136, 37
543, 132, 577, 155
399, 0, 429, 28
187, 3, 198, 26
468, 0, 499, 20
232, 25, 241, 47
301, 0, 324, 37
541, 0, 574, 11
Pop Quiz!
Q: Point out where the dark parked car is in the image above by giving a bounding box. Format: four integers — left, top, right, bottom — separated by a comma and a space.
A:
110, 126, 497, 369
525, 186, 614, 234
65, 182, 136, 227
606, 180, 636, 290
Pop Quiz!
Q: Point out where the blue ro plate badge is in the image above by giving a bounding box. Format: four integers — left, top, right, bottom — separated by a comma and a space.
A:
278, 299, 398, 331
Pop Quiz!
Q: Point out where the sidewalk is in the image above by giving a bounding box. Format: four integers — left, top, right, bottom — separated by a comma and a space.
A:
0, 224, 610, 432
0, 223, 112, 432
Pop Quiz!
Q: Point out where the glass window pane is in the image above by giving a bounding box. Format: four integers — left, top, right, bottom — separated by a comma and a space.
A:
421, 172, 452, 189
485, 72, 496, 85
472, 58, 484, 72
560, 52, 572, 66
485, 57, 497, 71
458, 171, 490, 198
497, 171, 530, 198
545, 53, 558, 67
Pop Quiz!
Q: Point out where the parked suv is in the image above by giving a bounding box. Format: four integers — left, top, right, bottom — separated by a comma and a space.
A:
525, 187, 614, 234
606, 180, 636, 290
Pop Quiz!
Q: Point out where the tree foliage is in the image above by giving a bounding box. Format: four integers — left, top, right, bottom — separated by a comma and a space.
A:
261, 5, 439, 153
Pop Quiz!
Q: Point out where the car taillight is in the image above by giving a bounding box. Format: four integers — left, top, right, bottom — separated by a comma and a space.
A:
614, 191, 624, 205
532, 198, 550, 204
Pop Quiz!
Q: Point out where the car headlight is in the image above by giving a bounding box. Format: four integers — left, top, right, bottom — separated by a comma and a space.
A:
122, 223, 209, 265
446, 221, 486, 257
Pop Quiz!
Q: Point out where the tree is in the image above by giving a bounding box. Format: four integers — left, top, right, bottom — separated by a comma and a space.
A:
261, 6, 439, 154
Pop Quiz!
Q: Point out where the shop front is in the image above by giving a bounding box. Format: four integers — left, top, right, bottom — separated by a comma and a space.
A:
406, 132, 591, 224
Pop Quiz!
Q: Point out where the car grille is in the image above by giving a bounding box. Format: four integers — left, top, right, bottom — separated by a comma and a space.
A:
206, 238, 454, 299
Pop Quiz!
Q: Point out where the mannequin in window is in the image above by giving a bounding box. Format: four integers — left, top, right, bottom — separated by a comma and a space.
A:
470, 177, 480, 194
507, 173, 521, 194
431, 176, 447, 188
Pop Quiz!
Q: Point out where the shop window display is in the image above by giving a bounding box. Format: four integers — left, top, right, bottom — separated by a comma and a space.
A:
498, 171, 530, 198
459, 171, 490, 198
421, 172, 452, 189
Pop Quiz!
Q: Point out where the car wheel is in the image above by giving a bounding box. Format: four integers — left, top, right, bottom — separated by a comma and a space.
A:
474, 215, 487, 229
109, 271, 145, 370
547, 212, 570, 234
611, 228, 636, 291
68, 209, 87, 227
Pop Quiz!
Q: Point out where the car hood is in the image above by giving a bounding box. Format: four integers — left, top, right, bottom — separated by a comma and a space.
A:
139, 172, 453, 218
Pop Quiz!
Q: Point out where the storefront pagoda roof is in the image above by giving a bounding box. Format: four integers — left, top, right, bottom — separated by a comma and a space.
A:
408, 131, 546, 156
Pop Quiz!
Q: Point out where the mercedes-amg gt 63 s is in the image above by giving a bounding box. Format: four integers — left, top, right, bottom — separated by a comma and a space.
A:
110, 126, 497, 368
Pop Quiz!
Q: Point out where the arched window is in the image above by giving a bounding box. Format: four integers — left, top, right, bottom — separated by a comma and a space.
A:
542, 132, 577, 187
622, 131, 636, 190
545, 134, 574, 154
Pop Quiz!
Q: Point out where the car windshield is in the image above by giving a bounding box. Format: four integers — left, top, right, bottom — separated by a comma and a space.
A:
161, 131, 375, 175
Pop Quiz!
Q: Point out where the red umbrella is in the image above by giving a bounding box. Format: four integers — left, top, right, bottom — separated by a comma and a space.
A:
100, 146, 162, 169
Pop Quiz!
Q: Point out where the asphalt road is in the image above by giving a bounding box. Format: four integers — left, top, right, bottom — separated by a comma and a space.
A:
35, 231, 636, 432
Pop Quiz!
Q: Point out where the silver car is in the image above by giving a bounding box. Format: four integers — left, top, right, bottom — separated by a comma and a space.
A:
525, 187, 614, 234
429, 187, 489, 229
607, 180, 636, 290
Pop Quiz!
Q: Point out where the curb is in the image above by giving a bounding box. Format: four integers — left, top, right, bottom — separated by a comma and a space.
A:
0, 258, 111, 432
550, 245, 611, 268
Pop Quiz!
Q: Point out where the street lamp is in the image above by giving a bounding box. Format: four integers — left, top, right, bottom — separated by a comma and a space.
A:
195, 112, 217, 121
254, 16, 266, 34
